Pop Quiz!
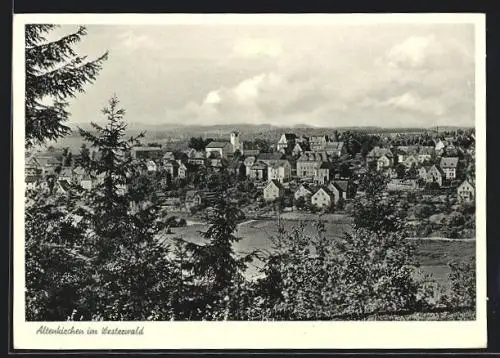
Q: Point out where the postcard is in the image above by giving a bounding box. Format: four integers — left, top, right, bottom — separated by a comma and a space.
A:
12, 13, 487, 349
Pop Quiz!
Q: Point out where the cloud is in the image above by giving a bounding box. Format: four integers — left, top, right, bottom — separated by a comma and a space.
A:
117, 31, 156, 50
231, 38, 282, 58
378, 92, 447, 116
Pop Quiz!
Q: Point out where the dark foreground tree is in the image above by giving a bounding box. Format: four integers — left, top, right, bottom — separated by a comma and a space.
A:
25, 25, 108, 147
73, 96, 178, 320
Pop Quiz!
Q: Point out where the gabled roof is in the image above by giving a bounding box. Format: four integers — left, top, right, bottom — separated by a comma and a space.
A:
312, 186, 334, 198
266, 179, 284, 190
244, 149, 260, 156
206, 141, 231, 149
332, 180, 348, 192
297, 151, 328, 162
429, 164, 445, 176
440, 157, 459, 168
458, 179, 474, 190
325, 141, 344, 151
367, 147, 393, 158
258, 152, 284, 161
296, 184, 312, 193
269, 159, 290, 169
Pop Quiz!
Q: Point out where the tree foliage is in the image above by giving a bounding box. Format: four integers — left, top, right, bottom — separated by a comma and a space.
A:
25, 25, 108, 148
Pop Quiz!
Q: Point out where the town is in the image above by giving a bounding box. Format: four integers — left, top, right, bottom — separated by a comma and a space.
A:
25, 126, 476, 240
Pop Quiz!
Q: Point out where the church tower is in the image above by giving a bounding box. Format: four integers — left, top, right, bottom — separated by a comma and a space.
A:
230, 131, 242, 153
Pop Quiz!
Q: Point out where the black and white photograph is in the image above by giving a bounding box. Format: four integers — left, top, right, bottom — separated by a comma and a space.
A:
13, 13, 486, 349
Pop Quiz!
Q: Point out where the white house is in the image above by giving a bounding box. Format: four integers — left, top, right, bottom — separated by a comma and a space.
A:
440, 157, 459, 180
146, 160, 157, 172
311, 187, 333, 209
457, 180, 475, 203
263, 179, 284, 201
267, 160, 292, 183
205, 141, 233, 159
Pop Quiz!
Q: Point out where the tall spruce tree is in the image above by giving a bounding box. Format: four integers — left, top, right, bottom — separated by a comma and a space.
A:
73, 96, 178, 320
25, 25, 108, 148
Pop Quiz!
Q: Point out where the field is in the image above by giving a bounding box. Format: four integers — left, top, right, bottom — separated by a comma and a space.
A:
159, 216, 476, 289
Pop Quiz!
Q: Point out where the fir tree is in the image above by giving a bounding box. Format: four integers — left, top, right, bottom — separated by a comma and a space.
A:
25, 25, 108, 148
72, 96, 177, 320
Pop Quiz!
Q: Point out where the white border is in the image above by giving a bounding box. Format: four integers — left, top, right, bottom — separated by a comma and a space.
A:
12, 13, 487, 350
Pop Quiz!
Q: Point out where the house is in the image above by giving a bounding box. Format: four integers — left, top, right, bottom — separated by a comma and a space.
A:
25, 156, 42, 177
403, 154, 418, 169
249, 161, 268, 180
418, 146, 435, 163
309, 135, 329, 151
25, 175, 39, 191
418, 166, 430, 181
187, 150, 206, 166
394, 146, 419, 163
146, 160, 157, 172
314, 162, 331, 185
329, 179, 354, 199
277, 133, 297, 153
387, 178, 418, 192
131, 146, 163, 160
243, 156, 257, 176
434, 139, 446, 153
427, 165, 444, 187
377, 154, 392, 171
177, 162, 187, 179
263, 179, 284, 201
457, 180, 475, 203
185, 190, 203, 210
162, 151, 176, 162
267, 160, 292, 183
366, 147, 394, 168
294, 184, 313, 200
326, 182, 346, 204
292, 142, 307, 156
325, 142, 345, 157
296, 151, 328, 179
440, 157, 459, 180
311, 187, 334, 209
205, 141, 233, 159
257, 152, 284, 165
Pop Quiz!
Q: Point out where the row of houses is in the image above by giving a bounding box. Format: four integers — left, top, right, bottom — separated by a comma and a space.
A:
276, 133, 346, 157
262, 178, 354, 209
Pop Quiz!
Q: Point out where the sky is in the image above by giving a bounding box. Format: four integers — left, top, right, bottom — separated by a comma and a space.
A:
49, 22, 476, 128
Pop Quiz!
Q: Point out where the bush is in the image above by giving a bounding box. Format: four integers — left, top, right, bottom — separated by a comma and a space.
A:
447, 259, 476, 309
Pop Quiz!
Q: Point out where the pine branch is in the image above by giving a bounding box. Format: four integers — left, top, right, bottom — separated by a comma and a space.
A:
26, 26, 88, 70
